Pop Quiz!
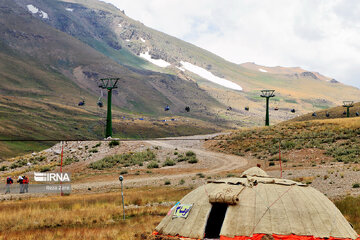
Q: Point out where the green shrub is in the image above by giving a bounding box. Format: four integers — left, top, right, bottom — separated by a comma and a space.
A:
353, 183, 360, 188
197, 173, 205, 178
186, 151, 196, 157
188, 158, 198, 164
0, 166, 8, 171
93, 142, 101, 148
164, 180, 171, 185
176, 154, 187, 162
63, 157, 79, 166
120, 170, 128, 175
89, 149, 156, 170
89, 149, 98, 153
163, 158, 176, 167
10, 159, 27, 169
147, 161, 159, 169
109, 140, 120, 148
40, 166, 51, 172
179, 179, 185, 185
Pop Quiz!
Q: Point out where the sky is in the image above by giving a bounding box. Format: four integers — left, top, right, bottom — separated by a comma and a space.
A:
101, 0, 360, 88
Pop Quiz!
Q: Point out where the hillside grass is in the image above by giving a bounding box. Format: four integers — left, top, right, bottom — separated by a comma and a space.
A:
335, 196, 360, 232
0, 186, 192, 239
210, 118, 360, 164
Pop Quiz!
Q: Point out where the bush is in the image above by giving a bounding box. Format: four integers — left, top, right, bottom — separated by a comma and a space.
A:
0, 166, 8, 171
176, 154, 187, 162
40, 166, 51, 172
186, 151, 196, 157
188, 158, 198, 164
109, 140, 120, 148
93, 142, 101, 148
164, 180, 171, 185
353, 183, 360, 188
10, 159, 27, 169
120, 170, 128, 175
179, 179, 185, 185
163, 158, 176, 167
63, 157, 79, 166
269, 162, 275, 166
147, 161, 159, 169
197, 173, 205, 178
89, 149, 156, 170
89, 149, 98, 153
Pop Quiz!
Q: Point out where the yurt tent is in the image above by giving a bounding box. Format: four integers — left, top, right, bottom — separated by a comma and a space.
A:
154, 167, 359, 240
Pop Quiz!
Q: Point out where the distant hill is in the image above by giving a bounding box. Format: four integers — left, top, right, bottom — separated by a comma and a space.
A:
289, 102, 360, 122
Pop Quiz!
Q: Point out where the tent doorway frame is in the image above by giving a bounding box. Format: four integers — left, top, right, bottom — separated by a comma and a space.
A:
204, 203, 228, 239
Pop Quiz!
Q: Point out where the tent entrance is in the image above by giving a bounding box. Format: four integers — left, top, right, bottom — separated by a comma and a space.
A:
204, 203, 228, 239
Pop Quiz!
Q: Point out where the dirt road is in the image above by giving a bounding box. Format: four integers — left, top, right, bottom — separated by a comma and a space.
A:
72, 133, 248, 191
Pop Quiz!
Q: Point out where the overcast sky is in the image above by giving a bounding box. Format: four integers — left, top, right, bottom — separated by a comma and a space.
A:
101, 0, 360, 88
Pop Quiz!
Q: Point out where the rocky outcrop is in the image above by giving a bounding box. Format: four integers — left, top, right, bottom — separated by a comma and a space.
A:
300, 71, 318, 79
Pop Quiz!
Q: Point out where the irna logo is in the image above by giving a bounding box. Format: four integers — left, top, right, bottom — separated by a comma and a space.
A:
34, 172, 71, 182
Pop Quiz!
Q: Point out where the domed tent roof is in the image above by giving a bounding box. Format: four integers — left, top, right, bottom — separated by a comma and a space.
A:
241, 167, 269, 178
154, 168, 359, 240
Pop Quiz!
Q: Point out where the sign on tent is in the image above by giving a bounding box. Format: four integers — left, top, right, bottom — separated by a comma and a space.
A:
173, 204, 193, 218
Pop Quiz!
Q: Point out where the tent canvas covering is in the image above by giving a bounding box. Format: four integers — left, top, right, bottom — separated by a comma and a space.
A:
155, 167, 359, 240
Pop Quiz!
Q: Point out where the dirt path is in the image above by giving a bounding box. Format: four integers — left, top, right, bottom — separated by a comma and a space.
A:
72, 133, 248, 191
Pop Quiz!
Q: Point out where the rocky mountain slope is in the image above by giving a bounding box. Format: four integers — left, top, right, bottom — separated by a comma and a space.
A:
1, 0, 360, 158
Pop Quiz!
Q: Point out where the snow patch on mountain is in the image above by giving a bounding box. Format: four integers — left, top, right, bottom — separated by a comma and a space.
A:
140, 51, 171, 68
118, 23, 122, 27
27, 4, 48, 19
140, 38, 146, 43
40, 10, 48, 19
259, 68, 267, 73
27, 4, 38, 14
180, 61, 242, 91
65, 8, 74, 12
176, 66, 185, 72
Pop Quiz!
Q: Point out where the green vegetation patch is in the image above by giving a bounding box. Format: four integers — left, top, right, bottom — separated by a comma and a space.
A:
176, 151, 198, 164
89, 149, 156, 170
212, 120, 360, 163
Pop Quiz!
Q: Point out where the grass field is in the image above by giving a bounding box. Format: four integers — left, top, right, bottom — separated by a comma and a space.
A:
210, 118, 360, 165
0, 187, 192, 239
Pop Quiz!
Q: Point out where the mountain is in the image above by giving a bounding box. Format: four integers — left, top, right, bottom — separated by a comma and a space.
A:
1, 0, 360, 158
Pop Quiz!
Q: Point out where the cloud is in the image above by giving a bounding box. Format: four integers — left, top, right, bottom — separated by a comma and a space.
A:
101, 0, 360, 88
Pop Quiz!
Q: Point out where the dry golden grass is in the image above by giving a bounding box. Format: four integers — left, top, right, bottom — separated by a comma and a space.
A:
0, 187, 192, 240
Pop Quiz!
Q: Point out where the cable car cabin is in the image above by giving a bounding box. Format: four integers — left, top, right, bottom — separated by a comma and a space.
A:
312, 112, 317, 117
97, 101, 103, 108
343, 111, 347, 115
227, 106, 232, 111
185, 106, 190, 112
164, 106, 170, 111
291, 109, 296, 113
274, 107, 279, 111
356, 112, 359, 116
326, 112, 330, 117
244, 106, 249, 111
78, 100, 85, 106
